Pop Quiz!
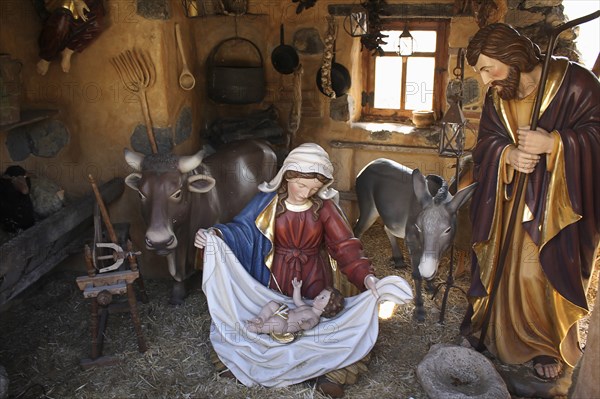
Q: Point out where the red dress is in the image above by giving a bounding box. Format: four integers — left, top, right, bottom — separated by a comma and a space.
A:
269, 200, 374, 299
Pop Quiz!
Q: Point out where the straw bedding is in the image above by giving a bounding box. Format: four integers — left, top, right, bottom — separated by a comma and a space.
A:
1, 220, 597, 399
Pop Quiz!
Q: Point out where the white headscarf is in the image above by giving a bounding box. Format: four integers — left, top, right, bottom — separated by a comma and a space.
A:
258, 143, 338, 200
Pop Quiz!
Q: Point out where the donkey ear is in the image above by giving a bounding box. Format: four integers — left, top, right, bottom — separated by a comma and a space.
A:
447, 182, 478, 214
412, 169, 432, 208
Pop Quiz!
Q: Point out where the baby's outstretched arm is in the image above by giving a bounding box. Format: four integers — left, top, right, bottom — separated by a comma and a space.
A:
292, 278, 307, 307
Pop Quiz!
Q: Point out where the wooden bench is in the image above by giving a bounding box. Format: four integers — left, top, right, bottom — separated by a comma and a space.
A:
0, 177, 124, 307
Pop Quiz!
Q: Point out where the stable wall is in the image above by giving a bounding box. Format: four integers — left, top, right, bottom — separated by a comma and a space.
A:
0, 1, 202, 278
2, 0, 575, 278
0, 0, 472, 278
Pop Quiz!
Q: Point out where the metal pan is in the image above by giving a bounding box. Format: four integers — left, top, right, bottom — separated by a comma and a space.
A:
271, 24, 299, 75
316, 52, 351, 98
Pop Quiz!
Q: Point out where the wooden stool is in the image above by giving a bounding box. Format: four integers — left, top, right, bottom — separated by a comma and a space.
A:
76, 245, 148, 369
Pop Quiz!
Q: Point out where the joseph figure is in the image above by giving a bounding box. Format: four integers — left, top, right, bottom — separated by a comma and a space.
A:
460, 23, 600, 384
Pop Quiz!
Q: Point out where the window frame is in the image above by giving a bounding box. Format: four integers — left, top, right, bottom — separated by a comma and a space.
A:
360, 19, 450, 122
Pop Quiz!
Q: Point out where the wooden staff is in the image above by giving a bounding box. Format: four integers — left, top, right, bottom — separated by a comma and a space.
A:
88, 174, 118, 244
476, 10, 600, 352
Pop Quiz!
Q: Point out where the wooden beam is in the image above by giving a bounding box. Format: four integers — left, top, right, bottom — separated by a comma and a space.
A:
328, 3, 455, 18
330, 140, 439, 154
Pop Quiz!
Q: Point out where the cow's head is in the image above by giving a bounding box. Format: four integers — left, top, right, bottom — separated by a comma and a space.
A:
409, 169, 477, 280
124, 149, 216, 257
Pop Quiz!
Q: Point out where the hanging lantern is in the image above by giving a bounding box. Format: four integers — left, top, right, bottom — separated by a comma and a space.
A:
397, 25, 414, 57
439, 101, 466, 157
344, 11, 369, 37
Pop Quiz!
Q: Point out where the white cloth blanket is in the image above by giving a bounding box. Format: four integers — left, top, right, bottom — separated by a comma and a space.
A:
202, 235, 414, 387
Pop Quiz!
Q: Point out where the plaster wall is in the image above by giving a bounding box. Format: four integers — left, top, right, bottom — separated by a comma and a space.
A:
1, 0, 468, 279
0, 0, 202, 278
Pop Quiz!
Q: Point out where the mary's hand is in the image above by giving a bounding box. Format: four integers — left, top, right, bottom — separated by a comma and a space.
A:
364, 274, 379, 299
194, 228, 211, 249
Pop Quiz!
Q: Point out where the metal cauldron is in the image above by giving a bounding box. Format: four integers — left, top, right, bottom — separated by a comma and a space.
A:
207, 37, 265, 105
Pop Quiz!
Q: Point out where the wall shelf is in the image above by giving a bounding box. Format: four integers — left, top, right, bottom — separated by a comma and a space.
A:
0, 108, 58, 132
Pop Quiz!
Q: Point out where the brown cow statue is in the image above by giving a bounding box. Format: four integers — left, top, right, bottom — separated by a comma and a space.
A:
124, 140, 277, 304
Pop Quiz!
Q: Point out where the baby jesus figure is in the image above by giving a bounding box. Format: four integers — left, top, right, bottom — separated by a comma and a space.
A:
245, 278, 344, 342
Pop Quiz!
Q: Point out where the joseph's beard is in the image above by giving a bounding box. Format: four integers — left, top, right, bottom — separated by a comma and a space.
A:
492, 66, 520, 100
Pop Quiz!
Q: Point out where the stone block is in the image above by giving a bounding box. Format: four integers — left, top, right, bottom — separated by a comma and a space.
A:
175, 106, 192, 145
5, 127, 31, 161
130, 125, 173, 154
523, 0, 561, 9
293, 28, 324, 55
506, 9, 545, 27
330, 94, 352, 122
137, 0, 170, 20
6, 119, 69, 160
417, 344, 510, 399
29, 120, 69, 158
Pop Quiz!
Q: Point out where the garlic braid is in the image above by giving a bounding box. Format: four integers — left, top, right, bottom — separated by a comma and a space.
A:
320, 15, 337, 99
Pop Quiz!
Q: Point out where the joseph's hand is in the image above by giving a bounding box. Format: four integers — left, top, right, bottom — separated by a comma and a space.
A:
506, 146, 539, 174
517, 125, 554, 155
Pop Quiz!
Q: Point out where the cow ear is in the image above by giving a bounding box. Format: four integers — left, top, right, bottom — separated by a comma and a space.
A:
446, 182, 478, 214
124, 148, 144, 172
125, 173, 142, 191
188, 174, 216, 193
412, 169, 432, 208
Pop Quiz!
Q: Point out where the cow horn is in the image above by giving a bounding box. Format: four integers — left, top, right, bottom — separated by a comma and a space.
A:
178, 150, 205, 174
124, 148, 145, 172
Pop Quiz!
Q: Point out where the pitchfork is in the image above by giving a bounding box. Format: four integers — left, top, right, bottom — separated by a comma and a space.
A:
111, 49, 158, 153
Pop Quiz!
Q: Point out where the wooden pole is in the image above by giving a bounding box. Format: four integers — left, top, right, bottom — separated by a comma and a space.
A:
88, 174, 118, 244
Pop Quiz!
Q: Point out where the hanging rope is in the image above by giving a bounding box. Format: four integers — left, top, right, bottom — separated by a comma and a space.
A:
287, 64, 303, 149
